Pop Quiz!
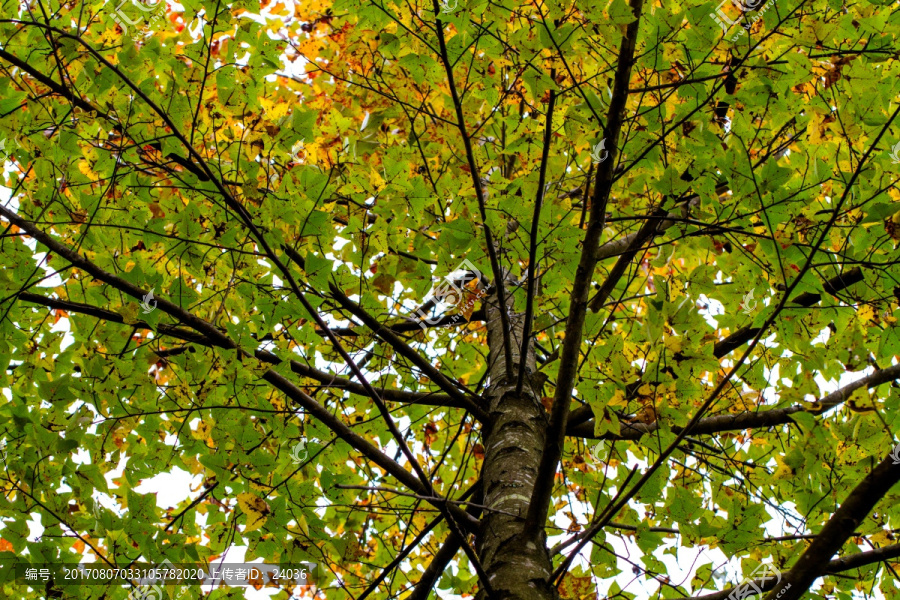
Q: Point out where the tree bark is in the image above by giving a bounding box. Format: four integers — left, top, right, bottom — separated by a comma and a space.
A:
476, 279, 558, 599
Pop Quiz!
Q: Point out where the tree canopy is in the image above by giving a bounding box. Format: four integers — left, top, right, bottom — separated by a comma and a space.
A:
1, 0, 900, 598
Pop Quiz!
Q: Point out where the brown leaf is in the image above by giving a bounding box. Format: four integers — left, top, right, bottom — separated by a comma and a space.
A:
148, 203, 166, 219
472, 443, 484, 460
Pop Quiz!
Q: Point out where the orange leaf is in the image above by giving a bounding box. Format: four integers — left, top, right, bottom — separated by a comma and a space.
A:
558, 572, 599, 599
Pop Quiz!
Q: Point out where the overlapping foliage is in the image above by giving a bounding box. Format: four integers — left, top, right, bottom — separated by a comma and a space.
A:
1, 0, 900, 597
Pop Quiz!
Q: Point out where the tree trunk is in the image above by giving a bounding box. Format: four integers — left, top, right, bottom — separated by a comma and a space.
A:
476, 278, 558, 599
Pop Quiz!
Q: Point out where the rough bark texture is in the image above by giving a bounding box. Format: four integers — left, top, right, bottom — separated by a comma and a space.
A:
476, 280, 558, 599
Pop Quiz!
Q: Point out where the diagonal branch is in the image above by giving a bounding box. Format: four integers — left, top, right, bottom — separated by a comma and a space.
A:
431, 2, 514, 382
587, 205, 668, 313
357, 482, 480, 600
5, 56, 485, 564
16, 291, 476, 413
764, 451, 900, 600
406, 484, 485, 600
713, 266, 864, 358
566, 265, 867, 433
328, 285, 488, 420
690, 542, 900, 600
16, 292, 213, 346
6, 25, 479, 541
516, 88, 556, 396
0, 205, 235, 349
407, 536, 463, 600
522, 0, 646, 538
0, 206, 478, 532
553, 98, 900, 584
283, 359, 463, 411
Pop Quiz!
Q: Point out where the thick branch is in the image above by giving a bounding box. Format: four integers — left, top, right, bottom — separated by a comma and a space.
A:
567, 362, 900, 439
17, 291, 471, 413
567, 266, 867, 433
328, 285, 488, 423
691, 542, 900, 600
407, 536, 463, 600
523, 0, 645, 538
762, 456, 900, 599
1, 207, 479, 530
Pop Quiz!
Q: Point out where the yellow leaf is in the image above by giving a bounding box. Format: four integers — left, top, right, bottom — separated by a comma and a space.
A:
773, 455, 794, 480
193, 420, 213, 441
869, 530, 894, 545
608, 389, 627, 408
77, 160, 99, 181
664, 336, 682, 354
237, 493, 269, 532
297, 513, 309, 537
858, 305, 875, 324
